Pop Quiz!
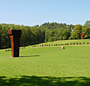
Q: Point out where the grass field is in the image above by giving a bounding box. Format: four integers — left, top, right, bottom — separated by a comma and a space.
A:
34, 39, 90, 47
0, 40, 90, 86
44, 39, 90, 44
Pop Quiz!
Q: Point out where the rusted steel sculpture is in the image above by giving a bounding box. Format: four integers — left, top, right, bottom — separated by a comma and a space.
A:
8, 30, 21, 57
80, 33, 84, 39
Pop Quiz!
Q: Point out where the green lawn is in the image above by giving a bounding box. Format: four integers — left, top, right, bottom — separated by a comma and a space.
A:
45, 39, 90, 44
39, 39, 90, 46
0, 45, 90, 86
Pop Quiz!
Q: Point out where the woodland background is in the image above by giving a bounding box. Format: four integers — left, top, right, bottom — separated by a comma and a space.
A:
0, 20, 90, 49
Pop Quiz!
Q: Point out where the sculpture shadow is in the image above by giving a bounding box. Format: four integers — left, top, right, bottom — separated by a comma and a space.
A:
0, 76, 90, 86
20, 55, 40, 57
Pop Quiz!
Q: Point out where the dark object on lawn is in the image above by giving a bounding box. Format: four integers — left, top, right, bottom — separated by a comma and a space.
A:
8, 30, 21, 57
5, 49, 10, 51
5, 50, 7, 51
41, 44, 43, 47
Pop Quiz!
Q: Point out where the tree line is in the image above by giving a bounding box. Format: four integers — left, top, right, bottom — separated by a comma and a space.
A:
0, 21, 90, 49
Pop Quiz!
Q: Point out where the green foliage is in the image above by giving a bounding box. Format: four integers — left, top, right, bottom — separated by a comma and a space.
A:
84, 20, 90, 28
83, 28, 90, 39
71, 24, 82, 39
0, 21, 90, 49
62, 29, 71, 40
45, 28, 71, 42
0, 24, 45, 48
82, 20, 90, 39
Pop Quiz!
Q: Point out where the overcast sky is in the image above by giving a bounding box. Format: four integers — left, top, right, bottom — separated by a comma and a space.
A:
0, 0, 90, 26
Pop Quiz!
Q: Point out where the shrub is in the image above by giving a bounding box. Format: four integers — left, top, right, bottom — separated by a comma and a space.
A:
5, 50, 7, 51
87, 42, 89, 44
44, 44, 46, 46
32, 45, 36, 47
65, 43, 69, 45
79, 43, 82, 45
70, 43, 72, 45
83, 42, 85, 44
76, 43, 78, 45
56, 44, 57, 46
67, 43, 69, 45
65, 43, 67, 45
48, 44, 50, 46
73, 43, 75, 45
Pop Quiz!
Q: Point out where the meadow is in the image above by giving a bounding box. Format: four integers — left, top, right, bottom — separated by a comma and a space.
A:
0, 39, 90, 86
35, 39, 90, 47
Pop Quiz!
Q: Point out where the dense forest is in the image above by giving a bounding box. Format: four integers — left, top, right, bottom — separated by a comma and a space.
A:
0, 20, 90, 49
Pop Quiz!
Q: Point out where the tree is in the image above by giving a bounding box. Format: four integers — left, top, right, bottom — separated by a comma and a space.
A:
0, 25, 2, 48
0, 22, 83, 49
84, 20, 90, 29
62, 29, 71, 40
82, 27, 90, 39
57, 28, 64, 40
72, 24, 82, 39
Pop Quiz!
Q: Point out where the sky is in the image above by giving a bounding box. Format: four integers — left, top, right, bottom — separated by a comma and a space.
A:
0, 0, 90, 26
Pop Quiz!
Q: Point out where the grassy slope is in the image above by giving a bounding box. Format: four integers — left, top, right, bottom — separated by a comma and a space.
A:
0, 43, 90, 85
42, 39, 90, 45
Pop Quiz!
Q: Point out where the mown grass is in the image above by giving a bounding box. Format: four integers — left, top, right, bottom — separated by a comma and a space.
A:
45, 39, 90, 44
33, 39, 90, 47
33, 39, 88, 46
0, 44, 90, 85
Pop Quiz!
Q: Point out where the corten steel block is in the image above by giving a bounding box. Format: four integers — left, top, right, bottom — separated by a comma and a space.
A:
80, 33, 84, 39
8, 30, 21, 57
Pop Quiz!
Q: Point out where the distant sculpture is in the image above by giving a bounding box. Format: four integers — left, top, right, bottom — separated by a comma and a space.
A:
41, 44, 43, 47
61, 46, 65, 49
8, 30, 21, 57
80, 33, 84, 39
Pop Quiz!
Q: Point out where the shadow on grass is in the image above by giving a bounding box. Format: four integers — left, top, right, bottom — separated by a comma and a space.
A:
0, 76, 90, 86
80, 57, 90, 59
20, 55, 40, 57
